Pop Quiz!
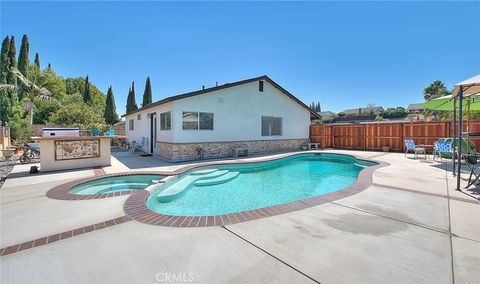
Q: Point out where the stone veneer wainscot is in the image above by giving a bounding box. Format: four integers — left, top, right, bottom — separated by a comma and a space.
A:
156, 139, 309, 161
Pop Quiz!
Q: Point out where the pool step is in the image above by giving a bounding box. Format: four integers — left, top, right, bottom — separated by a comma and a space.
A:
354, 163, 368, 168
194, 171, 240, 186
94, 183, 149, 194
156, 170, 230, 202
190, 169, 218, 175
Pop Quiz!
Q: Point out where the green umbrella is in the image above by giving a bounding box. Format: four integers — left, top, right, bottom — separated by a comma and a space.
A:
424, 94, 480, 111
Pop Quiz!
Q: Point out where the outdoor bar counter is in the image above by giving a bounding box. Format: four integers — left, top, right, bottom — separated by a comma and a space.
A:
34, 136, 115, 172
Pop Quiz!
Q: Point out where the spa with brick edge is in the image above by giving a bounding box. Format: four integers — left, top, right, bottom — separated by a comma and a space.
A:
123, 158, 388, 227
46, 171, 172, 200
0, 215, 132, 257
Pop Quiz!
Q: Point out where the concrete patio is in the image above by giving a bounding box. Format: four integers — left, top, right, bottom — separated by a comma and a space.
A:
1, 150, 479, 283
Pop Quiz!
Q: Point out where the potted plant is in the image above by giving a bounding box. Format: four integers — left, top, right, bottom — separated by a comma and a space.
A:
382, 145, 390, 152
1, 148, 15, 161
88, 123, 104, 136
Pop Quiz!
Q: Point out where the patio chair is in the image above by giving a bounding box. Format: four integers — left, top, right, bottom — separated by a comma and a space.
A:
404, 138, 426, 159
130, 137, 146, 152
462, 153, 480, 188
433, 140, 453, 162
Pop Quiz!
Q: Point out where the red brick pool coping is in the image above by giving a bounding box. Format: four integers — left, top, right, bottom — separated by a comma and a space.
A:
46, 170, 172, 200
123, 155, 389, 227
0, 215, 132, 257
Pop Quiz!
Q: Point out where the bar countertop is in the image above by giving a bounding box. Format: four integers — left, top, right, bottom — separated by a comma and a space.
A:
32, 136, 117, 141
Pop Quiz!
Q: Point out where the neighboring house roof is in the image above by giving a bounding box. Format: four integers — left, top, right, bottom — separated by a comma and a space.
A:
332, 114, 377, 123
407, 103, 425, 111
342, 107, 384, 115
122, 75, 321, 119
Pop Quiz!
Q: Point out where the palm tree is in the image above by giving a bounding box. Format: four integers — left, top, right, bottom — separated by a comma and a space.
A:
0, 67, 58, 124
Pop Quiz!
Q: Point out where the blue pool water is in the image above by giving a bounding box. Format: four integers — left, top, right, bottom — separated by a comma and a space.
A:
69, 175, 164, 195
146, 153, 376, 216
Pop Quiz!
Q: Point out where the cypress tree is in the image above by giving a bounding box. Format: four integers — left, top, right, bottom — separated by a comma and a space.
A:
126, 82, 138, 113
7, 36, 16, 86
34, 53, 40, 70
104, 86, 119, 125
0, 37, 11, 125
17, 34, 30, 77
0, 36, 10, 84
142, 76, 152, 107
83, 75, 93, 105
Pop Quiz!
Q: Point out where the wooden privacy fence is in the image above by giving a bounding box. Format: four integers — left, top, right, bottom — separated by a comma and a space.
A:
310, 121, 480, 152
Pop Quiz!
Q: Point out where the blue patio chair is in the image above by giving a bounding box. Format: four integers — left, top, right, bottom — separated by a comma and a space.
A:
404, 138, 426, 159
433, 140, 453, 161
105, 129, 115, 136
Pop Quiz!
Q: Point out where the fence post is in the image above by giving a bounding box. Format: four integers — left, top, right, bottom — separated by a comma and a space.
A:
364, 124, 367, 151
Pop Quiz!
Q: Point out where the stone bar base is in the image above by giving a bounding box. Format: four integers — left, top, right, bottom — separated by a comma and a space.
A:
156, 139, 309, 161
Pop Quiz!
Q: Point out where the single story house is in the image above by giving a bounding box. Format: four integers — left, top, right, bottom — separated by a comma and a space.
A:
122, 75, 321, 161
342, 106, 384, 116
407, 103, 426, 114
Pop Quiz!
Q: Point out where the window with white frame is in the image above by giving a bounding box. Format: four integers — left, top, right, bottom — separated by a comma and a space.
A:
160, 111, 171, 130
129, 119, 134, 131
261, 116, 282, 136
182, 111, 214, 130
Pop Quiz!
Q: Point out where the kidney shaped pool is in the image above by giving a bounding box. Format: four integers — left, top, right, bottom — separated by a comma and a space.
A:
146, 153, 376, 216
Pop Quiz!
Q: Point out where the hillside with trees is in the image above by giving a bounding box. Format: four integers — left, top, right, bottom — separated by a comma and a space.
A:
0, 34, 120, 143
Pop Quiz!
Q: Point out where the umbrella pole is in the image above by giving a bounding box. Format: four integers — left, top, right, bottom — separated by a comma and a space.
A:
453, 99, 456, 175
456, 87, 463, 191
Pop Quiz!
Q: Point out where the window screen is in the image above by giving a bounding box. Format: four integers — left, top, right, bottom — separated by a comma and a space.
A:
199, 112, 214, 130
160, 112, 171, 130
261, 116, 282, 136
129, 119, 134, 131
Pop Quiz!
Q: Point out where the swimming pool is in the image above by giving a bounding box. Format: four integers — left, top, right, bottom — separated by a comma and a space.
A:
146, 153, 376, 216
69, 174, 164, 195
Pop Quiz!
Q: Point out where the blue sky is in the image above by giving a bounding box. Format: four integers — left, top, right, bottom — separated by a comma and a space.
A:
1, 1, 479, 115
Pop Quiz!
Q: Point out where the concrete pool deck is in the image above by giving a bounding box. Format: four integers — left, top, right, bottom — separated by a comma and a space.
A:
1, 150, 479, 283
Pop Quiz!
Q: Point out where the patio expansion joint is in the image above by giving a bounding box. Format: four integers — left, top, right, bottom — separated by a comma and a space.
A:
0, 215, 132, 257
221, 226, 321, 284
444, 162, 456, 284
371, 182, 479, 205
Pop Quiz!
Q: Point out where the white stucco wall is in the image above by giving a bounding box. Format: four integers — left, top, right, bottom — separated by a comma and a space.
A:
124, 80, 311, 145
124, 103, 173, 152
171, 80, 310, 143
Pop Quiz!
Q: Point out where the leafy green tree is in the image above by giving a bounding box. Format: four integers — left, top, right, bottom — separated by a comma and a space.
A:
64, 77, 105, 114
32, 99, 61, 124
37, 67, 67, 101
142, 76, 152, 107
9, 99, 31, 143
18, 34, 30, 78
83, 75, 93, 105
126, 82, 138, 113
381, 107, 408, 119
423, 80, 451, 101
49, 102, 104, 128
34, 53, 40, 70
104, 86, 119, 125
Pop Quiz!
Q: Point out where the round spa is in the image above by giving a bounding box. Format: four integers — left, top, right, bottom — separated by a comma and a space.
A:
146, 153, 377, 216
69, 174, 164, 195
